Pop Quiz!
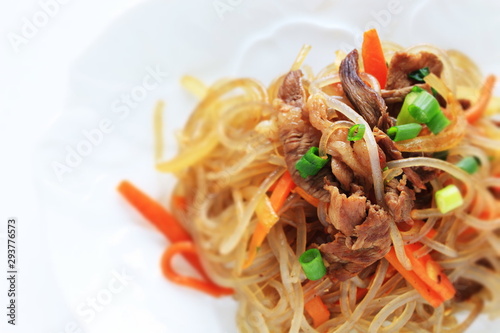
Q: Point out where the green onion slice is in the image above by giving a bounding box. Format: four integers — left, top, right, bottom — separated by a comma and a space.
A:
426, 110, 451, 134
387, 123, 422, 142
296, 147, 329, 178
347, 124, 366, 141
299, 248, 326, 281
455, 156, 480, 174
435, 184, 464, 214
398, 86, 440, 124
408, 67, 430, 82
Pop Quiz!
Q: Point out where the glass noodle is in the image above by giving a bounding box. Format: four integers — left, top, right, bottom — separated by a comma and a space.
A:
156, 42, 500, 332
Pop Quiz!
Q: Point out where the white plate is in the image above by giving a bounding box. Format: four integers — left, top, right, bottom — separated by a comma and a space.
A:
35, 0, 500, 332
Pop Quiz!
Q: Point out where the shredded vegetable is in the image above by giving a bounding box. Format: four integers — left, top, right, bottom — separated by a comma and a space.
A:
361, 29, 387, 88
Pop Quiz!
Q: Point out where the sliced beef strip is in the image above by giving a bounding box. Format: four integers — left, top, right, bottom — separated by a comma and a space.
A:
385, 51, 444, 90
327, 185, 367, 236
277, 70, 335, 201
330, 157, 354, 191
339, 49, 391, 131
317, 197, 392, 281
412, 164, 440, 185
327, 132, 374, 189
373, 128, 428, 190
385, 176, 415, 224
278, 70, 306, 108
381, 83, 430, 103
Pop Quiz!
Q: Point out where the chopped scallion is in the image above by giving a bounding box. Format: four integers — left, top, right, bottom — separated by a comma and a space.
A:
397, 86, 450, 134
435, 184, 463, 214
296, 147, 329, 178
406, 87, 440, 123
455, 156, 480, 174
387, 123, 422, 142
408, 67, 430, 82
397, 91, 419, 125
426, 110, 451, 134
299, 248, 326, 281
347, 124, 366, 141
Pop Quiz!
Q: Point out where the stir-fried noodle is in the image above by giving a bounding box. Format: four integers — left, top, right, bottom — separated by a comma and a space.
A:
153, 36, 500, 332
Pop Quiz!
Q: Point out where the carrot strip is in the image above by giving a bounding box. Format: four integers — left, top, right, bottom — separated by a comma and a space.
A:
404, 243, 455, 302
305, 296, 330, 328
118, 180, 191, 242
396, 221, 455, 303
269, 171, 296, 211
465, 75, 496, 124
161, 241, 234, 297
243, 197, 279, 269
385, 247, 444, 308
294, 186, 320, 207
362, 29, 388, 88
117, 180, 207, 279
243, 171, 296, 268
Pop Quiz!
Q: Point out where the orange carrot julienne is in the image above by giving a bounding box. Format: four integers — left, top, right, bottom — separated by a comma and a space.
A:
362, 29, 388, 88
243, 196, 279, 269
161, 241, 234, 297
404, 243, 455, 302
294, 186, 320, 207
117, 180, 208, 280
465, 75, 496, 124
305, 295, 330, 328
385, 247, 444, 308
269, 171, 296, 211
243, 171, 296, 269
118, 180, 191, 242
398, 221, 455, 302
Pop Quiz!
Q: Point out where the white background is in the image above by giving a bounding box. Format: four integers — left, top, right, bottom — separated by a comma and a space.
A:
1, 1, 148, 332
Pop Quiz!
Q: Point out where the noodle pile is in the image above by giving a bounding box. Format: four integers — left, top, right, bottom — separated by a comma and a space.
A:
157, 41, 500, 332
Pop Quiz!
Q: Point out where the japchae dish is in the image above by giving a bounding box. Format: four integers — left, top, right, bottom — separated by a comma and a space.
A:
118, 29, 500, 332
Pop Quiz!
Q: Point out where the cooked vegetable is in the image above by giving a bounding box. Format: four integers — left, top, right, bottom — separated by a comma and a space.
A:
294, 186, 320, 207
244, 171, 296, 268
117, 180, 212, 286
296, 147, 330, 178
161, 241, 234, 297
404, 242, 456, 301
361, 29, 388, 88
387, 123, 422, 142
385, 246, 452, 308
455, 156, 480, 174
398, 86, 440, 124
305, 296, 330, 328
426, 110, 451, 134
408, 67, 430, 82
464, 75, 496, 124
347, 124, 366, 141
117, 180, 191, 243
299, 248, 327, 281
435, 184, 464, 213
